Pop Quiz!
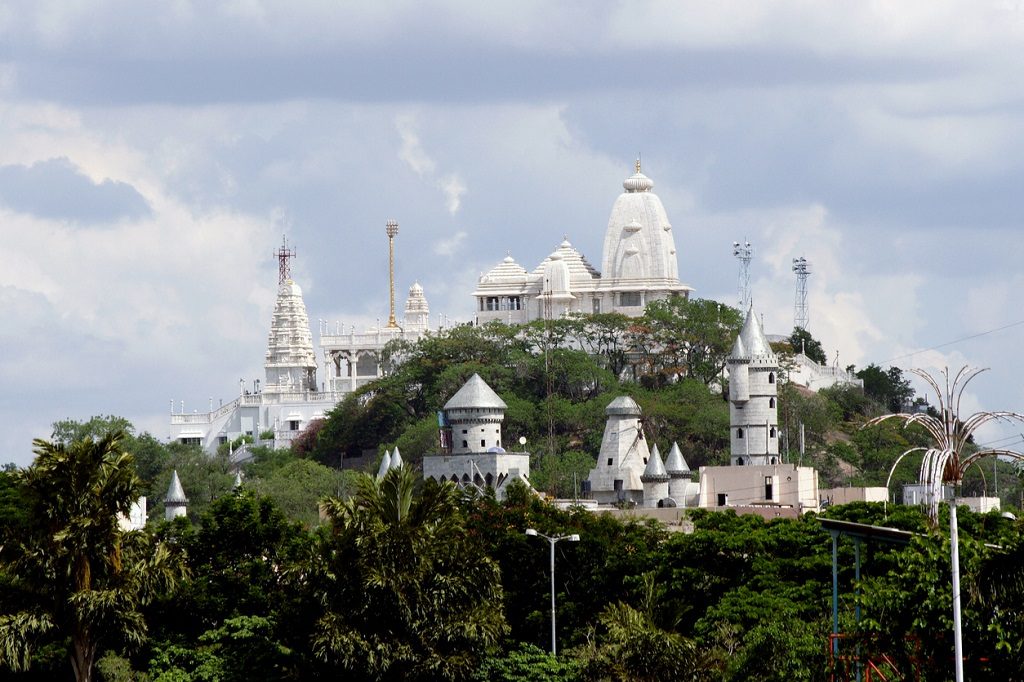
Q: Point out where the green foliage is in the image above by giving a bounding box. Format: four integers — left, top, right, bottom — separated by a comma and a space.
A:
473, 643, 581, 681
312, 466, 507, 680
855, 364, 915, 413
529, 451, 595, 498
789, 327, 828, 365
95, 651, 140, 682
0, 432, 185, 681
576, 600, 699, 681
245, 458, 355, 526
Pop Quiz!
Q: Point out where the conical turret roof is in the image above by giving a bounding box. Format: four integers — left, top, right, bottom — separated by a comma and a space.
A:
165, 470, 188, 505
390, 447, 403, 469
642, 443, 669, 481
731, 307, 774, 361
664, 442, 690, 476
444, 374, 507, 411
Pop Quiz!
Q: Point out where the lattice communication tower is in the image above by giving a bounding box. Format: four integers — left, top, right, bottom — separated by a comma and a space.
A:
732, 240, 753, 311
792, 256, 811, 330
275, 235, 295, 285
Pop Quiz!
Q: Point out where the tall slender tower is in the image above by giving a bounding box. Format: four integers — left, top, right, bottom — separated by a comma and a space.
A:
385, 220, 399, 328
733, 240, 753, 311
792, 257, 811, 330
727, 308, 780, 466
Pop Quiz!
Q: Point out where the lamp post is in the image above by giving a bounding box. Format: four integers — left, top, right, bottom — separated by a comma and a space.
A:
525, 528, 579, 656
385, 220, 399, 328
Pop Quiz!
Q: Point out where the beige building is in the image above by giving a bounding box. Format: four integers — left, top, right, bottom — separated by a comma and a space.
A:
697, 463, 820, 513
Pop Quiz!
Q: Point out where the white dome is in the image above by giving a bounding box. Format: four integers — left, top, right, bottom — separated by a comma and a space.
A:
602, 165, 680, 282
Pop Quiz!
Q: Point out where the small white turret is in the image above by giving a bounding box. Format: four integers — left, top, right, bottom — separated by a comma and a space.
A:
404, 282, 430, 331
641, 443, 670, 507
444, 374, 506, 455
390, 447, 403, 469
164, 470, 188, 521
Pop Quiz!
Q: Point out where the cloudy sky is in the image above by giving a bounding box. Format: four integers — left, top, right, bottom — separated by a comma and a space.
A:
4, 1, 1024, 466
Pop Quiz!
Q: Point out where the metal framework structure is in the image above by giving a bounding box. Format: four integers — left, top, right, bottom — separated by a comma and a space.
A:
868, 366, 1024, 522
274, 235, 295, 285
792, 256, 811, 330
385, 220, 399, 328
732, 240, 753, 311
865, 366, 1024, 682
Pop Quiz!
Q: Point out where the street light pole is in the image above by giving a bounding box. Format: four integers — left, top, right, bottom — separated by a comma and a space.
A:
525, 528, 580, 656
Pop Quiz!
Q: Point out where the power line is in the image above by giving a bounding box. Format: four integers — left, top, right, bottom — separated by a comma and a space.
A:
880, 318, 1024, 365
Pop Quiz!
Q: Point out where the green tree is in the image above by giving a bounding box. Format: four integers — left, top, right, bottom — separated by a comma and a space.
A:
473, 643, 582, 681
855, 364, 914, 413
642, 297, 743, 386
312, 466, 507, 680
789, 327, 827, 365
0, 432, 185, 682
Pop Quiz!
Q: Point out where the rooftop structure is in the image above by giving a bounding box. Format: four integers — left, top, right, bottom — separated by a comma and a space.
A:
473, 162, 692, 324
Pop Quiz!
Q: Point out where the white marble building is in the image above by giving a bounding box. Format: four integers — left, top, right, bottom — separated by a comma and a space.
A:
473, 162, 692, 324
422, 374, 532, 499
319, 282, 434, 395
169, 270, 338, 453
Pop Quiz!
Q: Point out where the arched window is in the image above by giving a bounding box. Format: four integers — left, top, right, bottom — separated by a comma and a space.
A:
737, 457, 745, 466
356, 353, 378, 377
768, 372, 775, 384
770, 427, 777, 438
769, 397, 776, 408
737, 428, 744, 439
770, 457, 777, 465
462, 440, 468, 448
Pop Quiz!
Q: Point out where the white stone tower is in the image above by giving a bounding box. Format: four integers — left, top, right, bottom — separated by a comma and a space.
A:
404, 282, 430, 331
164, 469, 188, 521
264, 239, 317, 394
444, 374, 507, 455
727, 309, 780, 466
641, 443, 670, 507
586, 396, 650, 505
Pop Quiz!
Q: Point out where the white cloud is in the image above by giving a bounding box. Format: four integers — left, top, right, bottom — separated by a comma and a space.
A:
433, 230, 468, 257
395, 114, 468, 215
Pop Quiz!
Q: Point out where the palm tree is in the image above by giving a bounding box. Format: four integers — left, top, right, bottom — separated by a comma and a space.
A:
0, 431, 185, 682
313, 465, 506, 681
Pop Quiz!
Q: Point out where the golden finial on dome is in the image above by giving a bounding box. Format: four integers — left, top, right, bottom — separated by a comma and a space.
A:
635, 157, 641, 173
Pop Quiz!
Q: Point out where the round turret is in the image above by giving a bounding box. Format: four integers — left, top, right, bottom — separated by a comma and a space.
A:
444, 374, 507, 455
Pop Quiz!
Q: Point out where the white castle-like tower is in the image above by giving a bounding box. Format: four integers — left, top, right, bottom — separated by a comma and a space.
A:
473, 162, 692, 324
587, 396, 651, 505
444, 374, 507, 454
727, 308, 780, 466
422, 373, 531, 499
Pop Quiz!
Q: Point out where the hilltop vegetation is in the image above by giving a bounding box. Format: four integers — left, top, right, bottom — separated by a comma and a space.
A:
3, 300, 1024, 679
